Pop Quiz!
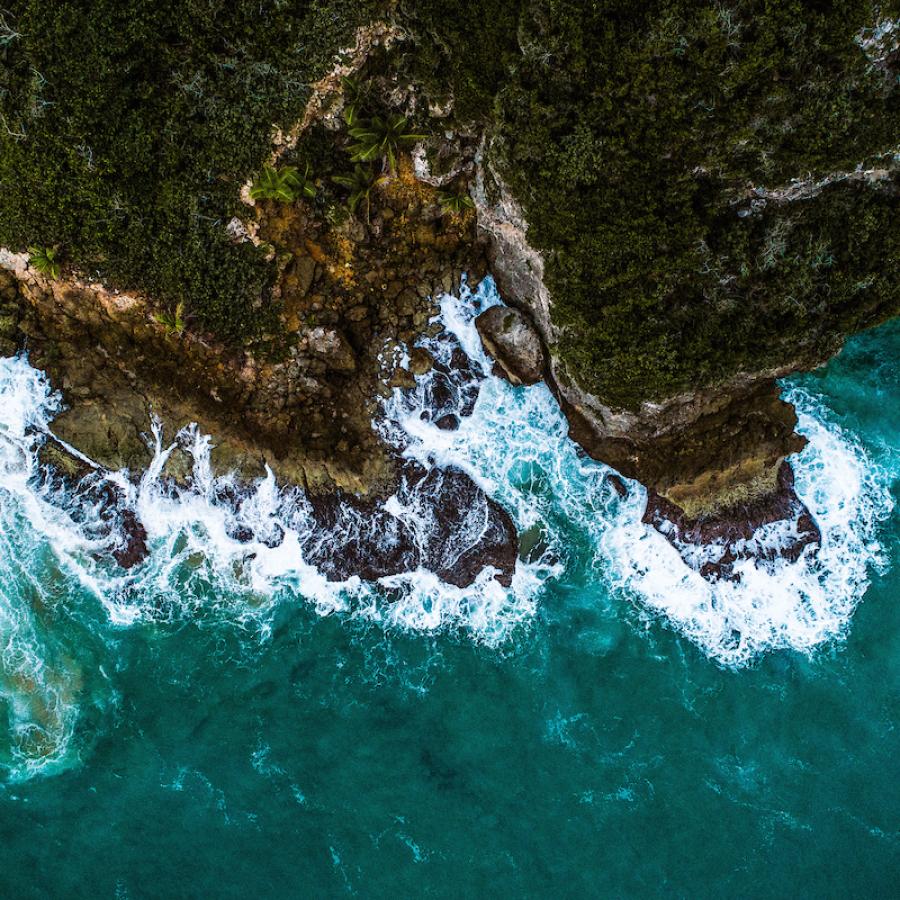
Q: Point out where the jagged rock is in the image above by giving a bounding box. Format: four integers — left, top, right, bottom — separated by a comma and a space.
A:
306, 326, 357, 372
606, 474, 629, 498
643, 462, 821, 582
475, 305, 545, 386
161, 447, 194, 485
113, 510, 150, 569
416, 465, 517, 587
293, 255, 316, 297
408, 347, 433, 376
38, 438, 149, 570
304, 462, 518, 588
390, 367, 416, 389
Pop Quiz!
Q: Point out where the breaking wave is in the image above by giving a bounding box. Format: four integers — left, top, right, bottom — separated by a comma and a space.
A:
0, 276, 894, 778
383, 279, 894, 666
601, 393, 893, 664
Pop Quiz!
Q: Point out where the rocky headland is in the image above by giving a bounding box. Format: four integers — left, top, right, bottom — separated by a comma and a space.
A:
0, 2, 897, 582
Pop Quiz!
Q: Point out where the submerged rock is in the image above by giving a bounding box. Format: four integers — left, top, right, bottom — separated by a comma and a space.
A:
113, 509, 150, 569
475, 305, 545, 386
304, 463, 516, 588
410, 464, 517, 588
38, 435, 517, 589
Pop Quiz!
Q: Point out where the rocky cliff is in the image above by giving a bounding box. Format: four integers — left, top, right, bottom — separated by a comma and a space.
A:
460, 3, 898, 534
0, 1, 897, 573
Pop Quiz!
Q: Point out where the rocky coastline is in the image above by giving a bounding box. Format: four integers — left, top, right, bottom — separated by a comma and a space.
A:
1, 4, 897, 585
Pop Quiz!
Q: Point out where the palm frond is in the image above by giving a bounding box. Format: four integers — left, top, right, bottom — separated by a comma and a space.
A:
28, 245, 60, 279
344, 114, 429, 173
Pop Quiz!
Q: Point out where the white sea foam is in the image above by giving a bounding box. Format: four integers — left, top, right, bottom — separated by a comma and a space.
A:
379, 279, 895, 665
0, 319, 547, 650
0, 277, 895, 688
598, 389, 893, 665
0, 359, 102, 780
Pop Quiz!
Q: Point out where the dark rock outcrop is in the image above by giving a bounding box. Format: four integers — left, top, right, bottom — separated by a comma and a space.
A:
561, 377, 809, 521
305, 462, 517, 588
475, 305, 545, 386
643, 461, 821, 582
39, 436, 516, 587
38, 439, 149, 570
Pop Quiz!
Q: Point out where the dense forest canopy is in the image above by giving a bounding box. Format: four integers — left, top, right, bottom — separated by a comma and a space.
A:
0, 0, 897, 405
0, 0, 383, 337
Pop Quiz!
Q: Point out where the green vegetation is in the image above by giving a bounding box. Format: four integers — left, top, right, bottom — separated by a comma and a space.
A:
153, 300, 186, 336
340, 75, 370, 127
347, 115, 427, 173
27, 245, 60, 279
0, 0, 384, 340
249, 164, 316, 203
403, 0, 899, 408
438, 189, 475, 214
0, 0, 896, 410
333, 165, 387, 221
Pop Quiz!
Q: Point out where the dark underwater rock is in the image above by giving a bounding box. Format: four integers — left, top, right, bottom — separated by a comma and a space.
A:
39, 438, 150, 570
413, 464, 517, 588
304, 462, 517, 588
112, 509, 149, 569
434, 413, 459, 431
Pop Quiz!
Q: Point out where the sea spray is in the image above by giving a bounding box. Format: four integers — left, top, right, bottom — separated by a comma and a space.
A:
382, 278, 896, 664
0, 359, 112, 780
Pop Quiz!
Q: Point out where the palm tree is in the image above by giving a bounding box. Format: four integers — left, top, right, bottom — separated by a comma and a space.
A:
332, 165, 388, 222
347, 115, 427, 173
249, 163, 316, 202
340, 75, 370, 127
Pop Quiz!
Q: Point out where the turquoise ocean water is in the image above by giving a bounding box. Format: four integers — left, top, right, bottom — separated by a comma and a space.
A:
0, 280, 898, 897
